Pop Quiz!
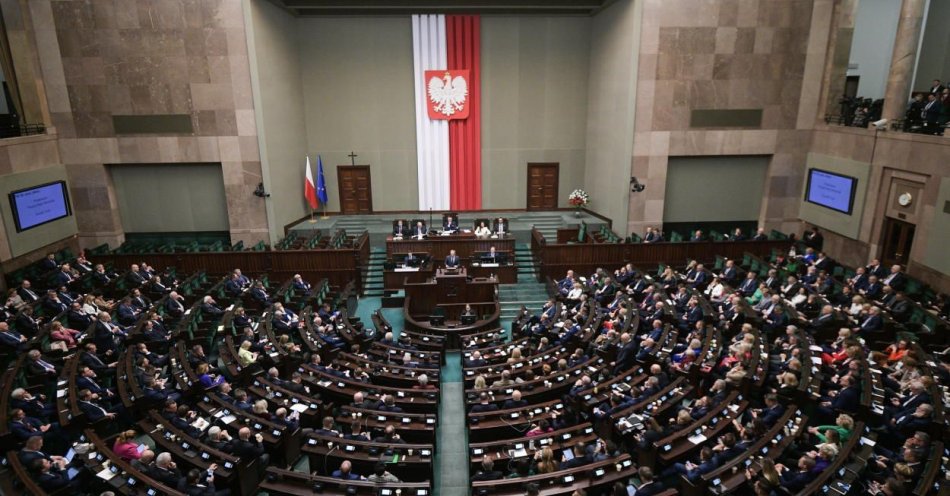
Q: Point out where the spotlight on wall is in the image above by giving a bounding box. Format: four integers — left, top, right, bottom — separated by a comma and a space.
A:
630, 177, 646, 193
872, 118, 888, 130
254, 182, 270, 198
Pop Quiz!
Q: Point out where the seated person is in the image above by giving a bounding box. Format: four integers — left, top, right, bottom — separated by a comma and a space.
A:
393, 219, 409, 237
474, 220, 491, 238
403, 252, 422, 267
443, 215, 458, 232
494, 217, 507, 236
480, 246, 505, 264
445, 249, 461, 269
412, 221, 427, 238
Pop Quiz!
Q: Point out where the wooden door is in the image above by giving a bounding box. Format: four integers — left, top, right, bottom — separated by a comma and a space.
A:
880, 217, 915, 267
527, 163, 559, 210
337, 166, 373, 214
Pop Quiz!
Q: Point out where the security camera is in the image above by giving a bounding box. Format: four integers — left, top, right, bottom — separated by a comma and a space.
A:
630, 177, 646, 193
872, 119, 888, 130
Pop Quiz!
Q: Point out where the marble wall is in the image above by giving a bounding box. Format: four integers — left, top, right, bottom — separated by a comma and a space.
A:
20, 0, 268, 249
627, 0, 827, 238
810, 125, 950, 292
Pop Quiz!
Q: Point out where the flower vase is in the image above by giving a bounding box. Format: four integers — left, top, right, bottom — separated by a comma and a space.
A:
574, 208, 581, 218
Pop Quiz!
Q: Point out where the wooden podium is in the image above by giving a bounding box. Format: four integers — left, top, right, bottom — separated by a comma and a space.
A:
403, 269, 499, 346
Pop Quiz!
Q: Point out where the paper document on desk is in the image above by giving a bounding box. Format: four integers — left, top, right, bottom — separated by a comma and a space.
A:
290, 403, 309, 413
688, 433, 707, 444
191, 417, 210, 431
96, 467, 117, 481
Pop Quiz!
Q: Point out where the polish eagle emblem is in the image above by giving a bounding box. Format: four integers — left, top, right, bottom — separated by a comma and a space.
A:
425, 70, 470, 120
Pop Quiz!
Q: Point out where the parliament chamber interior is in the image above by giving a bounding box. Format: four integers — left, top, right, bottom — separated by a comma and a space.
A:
0, 0, 949, 495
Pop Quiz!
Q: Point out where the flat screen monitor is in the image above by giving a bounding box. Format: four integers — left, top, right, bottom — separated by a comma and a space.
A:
460, 314, 476, 325
8, 181, 72, 232
804, 169, 857, 214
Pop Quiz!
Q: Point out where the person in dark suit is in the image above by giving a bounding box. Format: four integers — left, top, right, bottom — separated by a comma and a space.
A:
856, 307, 884, 334
291, 274, 311, 295
15, 307, 40, 336
737, 271, 758, 296
443, 215, 458, 232
0, 322, 29, 352
331, 460, 361, 480
201, 296, 225, 317
633, 467, 665, 496
32, 458, 78, 492
77, 389, 121, 422
249, 281, 271, 305
804, 226, 823, 250
559, 443, 592, 470
76, 366, 116, 402
686, 264, 708, 289
39, 253, 58, 271
922, 93, 944, 135
755, 394, 786, 428
465, 351, 487, 368
613, 333, 637, 374
8, 408, 55, 442
126, 264, 147, 286
148, 453, 183, 488
230, 427, 269, 467
393, 220, 409, 237
470, 393, 499, 413
67, 302, 94, 328
817, 376, 859, 421
412, 221, 427, 238
51, 266, 73, 287
661, 446, 718, 482
11, 389, 55, 420
26, 350, 58, 377
165, 291, 186, 317
17, 280, 40, 303
882, 265, 907, 291
719, 260, 739, 285
690, 230, 705, 242
888, 292, 912, 323
502, 390, 527, 410
777, 457, 816, 493
752, 228, 768, 241
403, 252, 419, 267
224, 274, 243, 296
445, 249, 461, 269
472, 456, 503, 481
116, 297, 139, 326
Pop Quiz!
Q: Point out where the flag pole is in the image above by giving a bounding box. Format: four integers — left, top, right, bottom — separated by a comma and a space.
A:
308, 208, 316, 224
321, 203, 328, 219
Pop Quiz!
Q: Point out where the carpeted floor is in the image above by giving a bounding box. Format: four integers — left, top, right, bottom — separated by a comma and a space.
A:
434, 352, 469, 495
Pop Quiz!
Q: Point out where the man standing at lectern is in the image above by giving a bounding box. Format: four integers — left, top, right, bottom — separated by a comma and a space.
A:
445, 250, 460, 269
495, 218, 506, 236
413, 221, 427, 239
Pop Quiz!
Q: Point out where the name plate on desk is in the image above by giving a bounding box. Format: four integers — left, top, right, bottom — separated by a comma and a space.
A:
481, 263, 499, 268
395, 267, 420, 272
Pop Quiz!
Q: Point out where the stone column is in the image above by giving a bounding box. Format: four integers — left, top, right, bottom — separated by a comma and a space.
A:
881, 0, 927, 122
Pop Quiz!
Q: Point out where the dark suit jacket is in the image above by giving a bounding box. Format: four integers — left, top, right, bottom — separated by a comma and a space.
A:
831, 386, 859, 413
393, 224, 409, 236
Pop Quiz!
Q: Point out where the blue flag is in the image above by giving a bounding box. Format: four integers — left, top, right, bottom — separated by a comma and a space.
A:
316, 155, 328, 205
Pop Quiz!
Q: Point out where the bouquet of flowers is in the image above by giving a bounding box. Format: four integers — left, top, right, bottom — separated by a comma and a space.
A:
568, 189, 590, 209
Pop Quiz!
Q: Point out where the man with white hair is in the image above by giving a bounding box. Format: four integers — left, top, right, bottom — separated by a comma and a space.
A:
147, 452, 182, 488
206, 426, 233, 452
201, 295, 224, 317
414, 374, 436, 390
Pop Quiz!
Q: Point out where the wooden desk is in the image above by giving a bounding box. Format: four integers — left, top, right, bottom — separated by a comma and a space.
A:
386, 233, 515, 260
261, 467, 431, 496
